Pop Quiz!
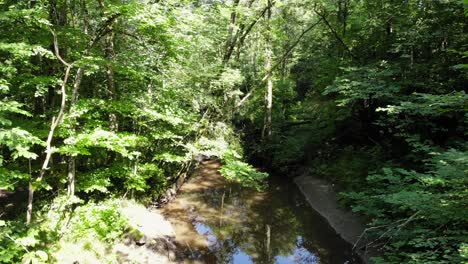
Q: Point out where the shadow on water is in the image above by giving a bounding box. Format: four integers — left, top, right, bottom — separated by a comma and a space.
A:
160, 160, 360, 264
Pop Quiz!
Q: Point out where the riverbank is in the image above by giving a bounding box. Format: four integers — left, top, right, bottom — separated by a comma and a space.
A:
294, 175, 366, 245
294, 174, 375, 263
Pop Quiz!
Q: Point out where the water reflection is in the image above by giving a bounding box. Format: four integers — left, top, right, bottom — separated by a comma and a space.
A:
160, 161, 359, 264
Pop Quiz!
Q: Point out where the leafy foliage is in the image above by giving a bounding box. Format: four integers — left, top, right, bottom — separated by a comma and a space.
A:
67, 199, 128, 243
220, 153, 269, 191
0, 0, 466, 262
344, 147, 468, 263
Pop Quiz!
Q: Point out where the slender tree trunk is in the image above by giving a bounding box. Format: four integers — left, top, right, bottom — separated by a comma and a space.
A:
66, 0, 89, 196
27, 66, 71, 223
314, 9, 356, 60
63, 0, 116, 198
98, 0, 118, 132
67, 156, 75, 196
229, 0, 274, 65
263, 52, 273, 138
219, 189, 225, 226
26, 179, 34, 224
262, 0, 273, 139
27, 65, 71, 224
66, 68, 84, 196
106, 28, 118, 132
223, 0, 240, 65
338, 0, 349, 36
81, 0, 89, 35
27, 31, 72, 224
265, 224, 271, 261
235, 0, 257, 60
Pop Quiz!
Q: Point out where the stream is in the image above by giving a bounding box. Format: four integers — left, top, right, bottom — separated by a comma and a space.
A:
160, 160, 361, 264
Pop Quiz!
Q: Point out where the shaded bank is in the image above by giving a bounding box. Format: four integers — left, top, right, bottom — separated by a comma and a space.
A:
294, 175, 366, 245
294, 174, 376, 263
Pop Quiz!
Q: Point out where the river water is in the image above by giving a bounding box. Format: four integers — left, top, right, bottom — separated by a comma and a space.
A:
160, 160, 360, 264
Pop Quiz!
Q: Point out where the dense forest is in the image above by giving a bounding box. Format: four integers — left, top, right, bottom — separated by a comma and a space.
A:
0, 0, 467, 263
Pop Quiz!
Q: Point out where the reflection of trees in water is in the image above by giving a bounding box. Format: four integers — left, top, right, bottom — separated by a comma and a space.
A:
186, 177, 357, 264
244, 208, 299, 264
208, 239, 238, 263
192, 182, 304, 263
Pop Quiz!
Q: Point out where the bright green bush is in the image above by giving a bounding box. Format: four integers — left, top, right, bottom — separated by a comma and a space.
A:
220, 152, 268, 191
67, 199, 128, 243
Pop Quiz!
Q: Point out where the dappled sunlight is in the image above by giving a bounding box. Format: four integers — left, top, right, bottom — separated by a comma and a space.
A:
120, 200, 175, 239
54, 240, 107, 264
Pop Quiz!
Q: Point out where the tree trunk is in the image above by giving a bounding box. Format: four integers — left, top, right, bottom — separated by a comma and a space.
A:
27, 32, 72, 223
67, 69, 83, 197
265, 224, 271, 261
67, 156, 75, 196
106, 28, 118, 132
26, 179, 34, 224
262, 0, 273, 139
223, 0, 240, 65
66, 1, 88, 196
98, 0, 118, 132
263, 54, 273, 138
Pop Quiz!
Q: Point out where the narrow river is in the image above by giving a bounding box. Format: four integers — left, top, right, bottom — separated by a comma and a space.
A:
160, 160, 360, 264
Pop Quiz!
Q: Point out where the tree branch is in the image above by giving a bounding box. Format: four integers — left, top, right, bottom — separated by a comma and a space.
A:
261, 18, 322, 82
236, 19, 322, 108
27, 29, 73, 224
314, 9, 357, 60
224, 0, 276, 65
